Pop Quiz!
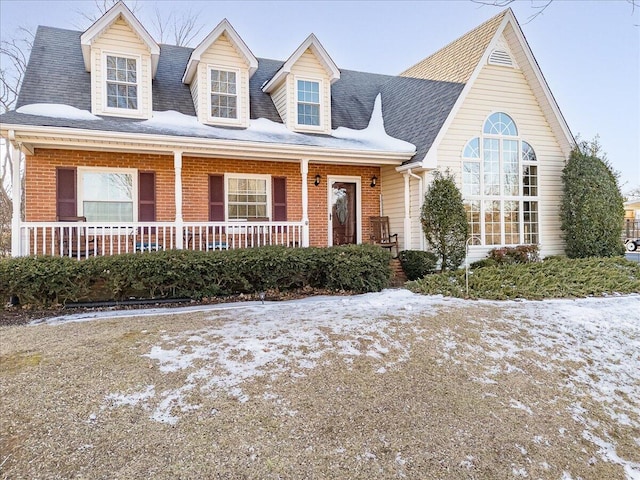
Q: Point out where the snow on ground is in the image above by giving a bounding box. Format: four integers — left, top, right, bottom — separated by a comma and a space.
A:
37, 290, 640, 477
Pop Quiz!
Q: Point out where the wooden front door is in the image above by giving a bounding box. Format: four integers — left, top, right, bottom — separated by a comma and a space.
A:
330, 181, 357, 245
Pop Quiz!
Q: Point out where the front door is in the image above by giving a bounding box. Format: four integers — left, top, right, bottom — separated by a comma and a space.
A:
330, 181, 357, 245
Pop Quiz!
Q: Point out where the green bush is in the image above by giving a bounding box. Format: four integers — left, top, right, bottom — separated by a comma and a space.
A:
408, 256, 640, 300
561, 140, 625, 258
1, 244, 392, 308
398, 250, 438, 280
420, 170, 468, 271
487, 245, 540, 265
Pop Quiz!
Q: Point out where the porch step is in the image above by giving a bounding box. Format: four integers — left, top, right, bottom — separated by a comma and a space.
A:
389, 258, 407, 287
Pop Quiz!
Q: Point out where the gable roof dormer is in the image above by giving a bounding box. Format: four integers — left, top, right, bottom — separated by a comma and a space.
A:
182, 19, 258, 84
262, 34, 340, 134
182, 19, 257, 127
262, 34, 340, 93
80, 1, 160, 77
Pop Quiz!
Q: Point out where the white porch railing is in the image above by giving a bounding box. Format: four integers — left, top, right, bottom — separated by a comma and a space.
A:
18, 221, 305, 259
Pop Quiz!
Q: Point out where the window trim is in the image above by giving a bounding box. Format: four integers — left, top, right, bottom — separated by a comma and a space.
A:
101, 51, 142, 116
207, 65, 242, 125
461, 113, 541, 247
224, 173, 272, 222
77, 166, 138, 222
294, 76, 323, 132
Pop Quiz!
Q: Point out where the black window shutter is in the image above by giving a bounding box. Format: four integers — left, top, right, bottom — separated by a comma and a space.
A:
209, 174, 225, 221
56, 167, 77, 218
272, 176, 287, 221
138, 171, 156, 221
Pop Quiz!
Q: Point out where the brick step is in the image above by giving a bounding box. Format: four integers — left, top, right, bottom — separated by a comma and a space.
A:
389, 258, 407, 287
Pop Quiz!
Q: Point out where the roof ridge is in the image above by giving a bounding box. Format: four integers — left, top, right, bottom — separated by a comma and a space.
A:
399, 9, 508, 83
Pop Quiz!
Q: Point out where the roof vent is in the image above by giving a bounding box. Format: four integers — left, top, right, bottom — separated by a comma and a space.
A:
488, 49, 514, 67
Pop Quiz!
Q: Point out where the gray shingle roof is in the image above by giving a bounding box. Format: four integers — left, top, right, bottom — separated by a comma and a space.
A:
2, 26, 465, 163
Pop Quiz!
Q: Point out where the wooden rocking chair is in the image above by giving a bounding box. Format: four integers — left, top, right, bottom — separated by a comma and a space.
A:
369, 216, 399, 258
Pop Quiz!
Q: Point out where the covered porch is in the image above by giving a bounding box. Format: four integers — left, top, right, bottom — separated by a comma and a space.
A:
5, 126, 417, 258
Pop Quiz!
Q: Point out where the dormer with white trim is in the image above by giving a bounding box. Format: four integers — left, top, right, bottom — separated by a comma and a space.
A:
262, 34, 340, 135
81, 1, 159, 119
182, 19, 258, 128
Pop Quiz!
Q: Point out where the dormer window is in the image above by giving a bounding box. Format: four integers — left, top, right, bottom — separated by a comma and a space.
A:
297, 79, 320, 126
106, 55, 139, 110
210, 68, 238, 120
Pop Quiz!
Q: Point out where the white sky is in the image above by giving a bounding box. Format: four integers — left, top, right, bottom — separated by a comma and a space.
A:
1, 0, 638, 190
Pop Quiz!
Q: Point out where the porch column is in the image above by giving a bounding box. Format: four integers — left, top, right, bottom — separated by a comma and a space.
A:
10, 140, 22, 257
403, 172, 411, 251
300, 159, 310, 247
174, 150, 184, 249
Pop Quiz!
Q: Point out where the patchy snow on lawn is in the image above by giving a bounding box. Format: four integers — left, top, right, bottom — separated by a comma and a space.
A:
42, 289, 639, 477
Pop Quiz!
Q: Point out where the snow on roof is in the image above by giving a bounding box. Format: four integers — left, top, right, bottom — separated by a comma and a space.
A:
16, 103, 101, 121
14, 99, 416, 154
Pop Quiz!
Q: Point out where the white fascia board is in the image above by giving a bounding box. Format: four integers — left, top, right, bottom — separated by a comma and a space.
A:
262, 33, 340, 93
3, 124, 410, 165
80, 1, 160, 76
182, 19, 259, 84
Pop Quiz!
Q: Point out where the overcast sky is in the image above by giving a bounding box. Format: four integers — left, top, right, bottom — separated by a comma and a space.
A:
1, 0, 638, 191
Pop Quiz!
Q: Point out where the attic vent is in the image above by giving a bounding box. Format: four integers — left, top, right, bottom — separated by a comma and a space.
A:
488, 49, 514, 67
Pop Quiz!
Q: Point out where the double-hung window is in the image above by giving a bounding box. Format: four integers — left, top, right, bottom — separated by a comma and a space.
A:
462, 112, 539, 246
297, 79, 320, 126
106, 55, 138, 110
210, 68, 238, 120
78, 168, 136, 222
226, 174, 270, 221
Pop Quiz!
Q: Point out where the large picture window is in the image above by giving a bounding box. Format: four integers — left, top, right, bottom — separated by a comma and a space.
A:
79, 168, 136, 222
105, 55, 138, 110
462, 112, 539, 246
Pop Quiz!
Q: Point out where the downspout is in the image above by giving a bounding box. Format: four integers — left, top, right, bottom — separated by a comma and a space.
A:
407, 169, 425, 251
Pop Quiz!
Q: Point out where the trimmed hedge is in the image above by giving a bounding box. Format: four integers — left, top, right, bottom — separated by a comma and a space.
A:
0, 244, 392, 308
408, 256, 640, 300
398, 250, 438, 280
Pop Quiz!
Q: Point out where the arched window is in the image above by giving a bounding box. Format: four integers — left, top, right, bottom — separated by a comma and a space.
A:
462, 113, 539, 246
483, 112, 517, 136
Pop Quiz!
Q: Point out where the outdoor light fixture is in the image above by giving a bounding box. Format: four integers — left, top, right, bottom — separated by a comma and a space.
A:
314, 174, 321, 186
370, 175, 378, 188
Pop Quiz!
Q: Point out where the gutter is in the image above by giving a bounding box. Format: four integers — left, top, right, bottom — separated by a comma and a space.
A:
0, 123, 413, 165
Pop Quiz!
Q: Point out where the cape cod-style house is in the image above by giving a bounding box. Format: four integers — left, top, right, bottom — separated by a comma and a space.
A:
0, 2, 574, 262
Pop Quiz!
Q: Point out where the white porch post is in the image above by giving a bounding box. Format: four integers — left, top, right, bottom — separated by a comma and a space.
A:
301, 159, 310, 247
10, 140, 22, 257
174, 150, 184, 249
403, 172, 412, 251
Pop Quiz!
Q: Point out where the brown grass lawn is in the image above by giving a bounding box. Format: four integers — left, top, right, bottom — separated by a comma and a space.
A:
1, 292, 639, 479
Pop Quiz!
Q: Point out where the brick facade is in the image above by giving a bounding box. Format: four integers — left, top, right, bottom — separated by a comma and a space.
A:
25, 148, 382, 247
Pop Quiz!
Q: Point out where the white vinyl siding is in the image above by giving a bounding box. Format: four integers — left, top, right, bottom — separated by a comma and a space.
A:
271, 82, 288, 125
90, 17, 152, 119
195, 32, 249, 127
435, 60, 566, 261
